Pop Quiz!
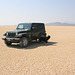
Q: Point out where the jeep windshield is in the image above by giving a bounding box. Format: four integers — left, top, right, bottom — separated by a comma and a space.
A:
17, 24, 31, 30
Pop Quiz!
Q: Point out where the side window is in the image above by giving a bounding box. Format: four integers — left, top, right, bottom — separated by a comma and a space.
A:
32, 24, 37, 29
38, 24, 44, 29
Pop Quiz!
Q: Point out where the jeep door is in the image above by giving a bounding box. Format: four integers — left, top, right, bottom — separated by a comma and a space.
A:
31, 24, 39, 40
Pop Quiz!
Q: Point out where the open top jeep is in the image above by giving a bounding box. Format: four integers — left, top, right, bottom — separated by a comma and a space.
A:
2, 23, 50, 47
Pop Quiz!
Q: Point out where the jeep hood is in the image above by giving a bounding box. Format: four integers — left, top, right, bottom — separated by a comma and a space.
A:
7, 29, 29, 33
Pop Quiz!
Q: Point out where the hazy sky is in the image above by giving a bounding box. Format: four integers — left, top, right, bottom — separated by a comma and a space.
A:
0, 0, 75, 25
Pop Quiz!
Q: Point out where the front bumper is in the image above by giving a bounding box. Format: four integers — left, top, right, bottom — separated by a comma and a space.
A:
2, 37, 20, 43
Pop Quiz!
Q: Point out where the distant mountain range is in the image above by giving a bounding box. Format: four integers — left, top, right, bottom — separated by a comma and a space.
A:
0, 22, 75, 26
46, 22, 75, 26
0, 25, 17, 26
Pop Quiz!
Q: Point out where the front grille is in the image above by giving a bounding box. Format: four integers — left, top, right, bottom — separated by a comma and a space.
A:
7, 33, 16, 38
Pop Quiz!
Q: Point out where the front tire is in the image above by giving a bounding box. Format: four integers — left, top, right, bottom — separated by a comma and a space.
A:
19, 37, 28, 47
5, 41, 12, 46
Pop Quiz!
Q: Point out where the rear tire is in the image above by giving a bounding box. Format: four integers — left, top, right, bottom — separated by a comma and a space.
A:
19, 37, 28, 47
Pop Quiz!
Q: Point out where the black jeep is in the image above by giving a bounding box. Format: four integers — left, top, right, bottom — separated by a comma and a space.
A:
2, 23, 50, 47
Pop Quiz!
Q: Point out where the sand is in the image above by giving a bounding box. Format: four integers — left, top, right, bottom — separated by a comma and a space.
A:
0, 26, 75, 75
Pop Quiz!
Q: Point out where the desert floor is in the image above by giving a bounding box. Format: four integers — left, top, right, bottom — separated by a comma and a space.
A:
0, 26, 75, 75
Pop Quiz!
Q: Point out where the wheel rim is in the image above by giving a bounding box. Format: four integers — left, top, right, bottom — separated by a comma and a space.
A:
20, 38, 28, 47
23, 38, 28, 46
